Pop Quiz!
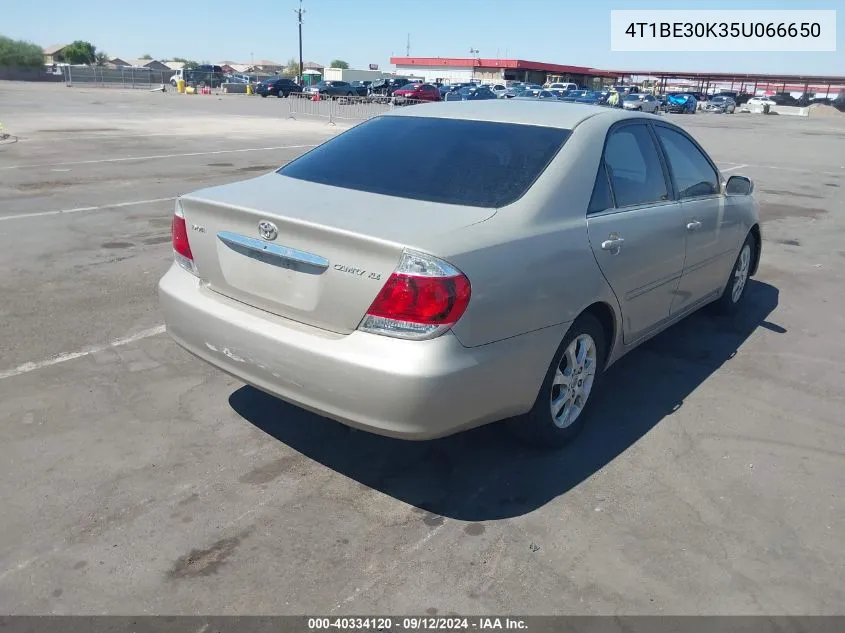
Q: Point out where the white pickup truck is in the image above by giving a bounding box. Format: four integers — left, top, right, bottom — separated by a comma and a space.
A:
169, 69, 185, 86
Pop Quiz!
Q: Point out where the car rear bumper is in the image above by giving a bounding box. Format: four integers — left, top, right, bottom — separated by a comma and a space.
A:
159, 264, 562, 440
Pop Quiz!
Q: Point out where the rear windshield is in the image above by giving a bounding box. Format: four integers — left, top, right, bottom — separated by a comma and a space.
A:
278, 116, 570, 208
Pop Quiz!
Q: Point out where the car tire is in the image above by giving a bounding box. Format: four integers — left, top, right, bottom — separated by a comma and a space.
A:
507, 313, 607, 449
712, 232, 756, 316
260, 94, 267, 98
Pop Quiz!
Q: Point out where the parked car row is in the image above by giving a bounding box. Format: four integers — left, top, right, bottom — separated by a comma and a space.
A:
252, 76, 837, 117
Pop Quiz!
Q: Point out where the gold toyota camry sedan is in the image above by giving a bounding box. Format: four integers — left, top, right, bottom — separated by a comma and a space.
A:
159, 100, 760, 447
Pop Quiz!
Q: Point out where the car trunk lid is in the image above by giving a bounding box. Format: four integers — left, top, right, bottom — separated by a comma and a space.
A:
180, 173, 495, 334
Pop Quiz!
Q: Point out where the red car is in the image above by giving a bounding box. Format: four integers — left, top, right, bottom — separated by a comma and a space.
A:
392, 83, 441, 103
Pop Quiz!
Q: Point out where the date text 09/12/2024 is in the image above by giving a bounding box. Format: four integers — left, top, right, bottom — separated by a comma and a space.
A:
307, 617, 528, 630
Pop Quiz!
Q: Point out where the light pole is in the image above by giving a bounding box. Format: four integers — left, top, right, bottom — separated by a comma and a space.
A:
469, 48, 481, 80
295, 0, 305, 83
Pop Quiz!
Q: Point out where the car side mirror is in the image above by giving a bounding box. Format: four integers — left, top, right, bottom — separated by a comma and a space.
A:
725, 175, 753, 196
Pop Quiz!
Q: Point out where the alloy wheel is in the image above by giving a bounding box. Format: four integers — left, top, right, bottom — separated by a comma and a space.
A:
550, 334, 597, 429
732, 244, 752, 303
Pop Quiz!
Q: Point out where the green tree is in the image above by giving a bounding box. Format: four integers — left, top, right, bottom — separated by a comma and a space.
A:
282, 57, 299, 77
61, 40, 97, 65
94, 51, 109, 66
140, 53, 152, 60
282, 57, 300, 77
329, 59, 349, 69
0, 35, 44, 68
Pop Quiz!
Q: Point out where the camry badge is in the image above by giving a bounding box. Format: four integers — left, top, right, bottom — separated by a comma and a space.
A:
258, 220, 278, 241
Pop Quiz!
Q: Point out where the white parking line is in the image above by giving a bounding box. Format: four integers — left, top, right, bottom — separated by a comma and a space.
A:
721, 164, 748, 172
0, 144, 316, 171
714, 161, 845, 177
0, 197, 175, 222
0, 325, 166, 381
28, 132, 179, 142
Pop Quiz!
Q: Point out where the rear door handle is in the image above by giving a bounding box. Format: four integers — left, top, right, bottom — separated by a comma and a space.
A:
601, 235, 625, 251
686, 220, 702, 231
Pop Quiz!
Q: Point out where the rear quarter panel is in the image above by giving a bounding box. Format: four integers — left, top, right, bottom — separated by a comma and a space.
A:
418, 112, 623, 349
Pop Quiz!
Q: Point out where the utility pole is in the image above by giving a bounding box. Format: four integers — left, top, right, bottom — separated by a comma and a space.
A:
406, 33, 410, 57
295, 0, 305, 83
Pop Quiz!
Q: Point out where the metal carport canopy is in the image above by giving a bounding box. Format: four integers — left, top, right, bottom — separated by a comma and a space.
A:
605, 70, 845, 84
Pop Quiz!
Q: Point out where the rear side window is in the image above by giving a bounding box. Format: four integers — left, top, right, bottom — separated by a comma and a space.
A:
588, 163, 614, 213
278, 116, 570, 208
654, 126, 720, 199
603, 124, 669, 207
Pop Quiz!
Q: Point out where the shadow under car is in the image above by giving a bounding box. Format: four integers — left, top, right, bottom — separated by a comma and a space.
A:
229, 280, 782, 521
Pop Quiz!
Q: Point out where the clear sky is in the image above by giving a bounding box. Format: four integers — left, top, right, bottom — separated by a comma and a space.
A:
5, 0, 843, 75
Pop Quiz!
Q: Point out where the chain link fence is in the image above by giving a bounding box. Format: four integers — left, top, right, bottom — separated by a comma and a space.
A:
286, 93, 438, 124
62, 66, 171, 89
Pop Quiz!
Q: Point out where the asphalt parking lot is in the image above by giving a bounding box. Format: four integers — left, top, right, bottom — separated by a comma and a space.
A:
1, 82, 843, 615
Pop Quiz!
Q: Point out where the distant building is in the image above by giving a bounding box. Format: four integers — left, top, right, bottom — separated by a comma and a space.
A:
42, 44, 69, 64
108, 57, 131, 67
122, 59, 171, 71
303, 61, 324, 73
390, 56, 616, 86
252, 59, 283, 73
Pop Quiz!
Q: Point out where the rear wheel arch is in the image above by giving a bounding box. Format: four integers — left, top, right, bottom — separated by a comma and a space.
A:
748, 224, 762, 275
509, 309, 611, 448
580, 302, 618, 366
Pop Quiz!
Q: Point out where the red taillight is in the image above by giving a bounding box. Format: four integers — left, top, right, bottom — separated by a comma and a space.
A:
358, 250, 471, 340
172, 201, 196, 275
367, 273, 470, 325
171, 213, 193, 261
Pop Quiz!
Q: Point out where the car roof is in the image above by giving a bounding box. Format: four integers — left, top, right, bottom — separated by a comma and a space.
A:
383, 100, 657, 129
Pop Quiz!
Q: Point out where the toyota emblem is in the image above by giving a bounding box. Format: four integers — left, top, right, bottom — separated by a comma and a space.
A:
258, 220, 278, 241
